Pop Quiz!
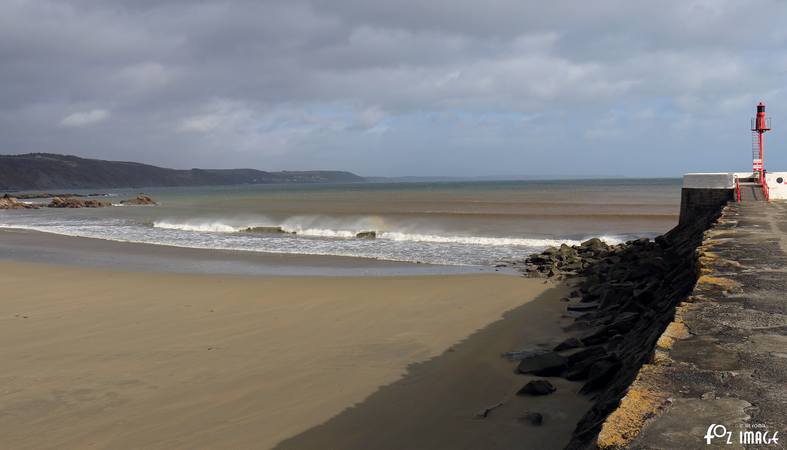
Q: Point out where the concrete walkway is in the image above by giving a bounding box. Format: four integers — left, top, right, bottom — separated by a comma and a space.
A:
598, 201, 787, 449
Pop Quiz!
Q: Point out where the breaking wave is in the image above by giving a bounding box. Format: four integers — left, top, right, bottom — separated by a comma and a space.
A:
153, 221, 239, 233
152, 220, 623, 247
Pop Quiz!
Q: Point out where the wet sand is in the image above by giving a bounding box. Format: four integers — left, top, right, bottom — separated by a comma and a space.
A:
0, 259, 587, 450
0, 228, 490, 276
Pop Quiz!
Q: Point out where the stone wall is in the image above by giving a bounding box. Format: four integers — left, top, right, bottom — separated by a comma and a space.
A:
678, 188, 734, 227
594, 201, 787, 449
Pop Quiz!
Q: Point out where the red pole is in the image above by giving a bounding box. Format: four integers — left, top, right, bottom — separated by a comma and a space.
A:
759, 131, 765, 185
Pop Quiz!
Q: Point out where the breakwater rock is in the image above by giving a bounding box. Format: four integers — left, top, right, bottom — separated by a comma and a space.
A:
8, 192, 109, 199
0, 194, 38, 209
242, 226, 293, 234
120, 194, 157, 205
517, 201, 725, 449
48, 197, 110, 208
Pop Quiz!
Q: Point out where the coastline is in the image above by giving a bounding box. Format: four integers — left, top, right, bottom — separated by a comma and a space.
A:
0, 228, 495, 276
0, 178, 689, 449
0, 259, 579, 450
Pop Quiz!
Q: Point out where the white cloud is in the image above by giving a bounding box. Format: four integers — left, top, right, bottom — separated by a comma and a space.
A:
59, 109, 110, 127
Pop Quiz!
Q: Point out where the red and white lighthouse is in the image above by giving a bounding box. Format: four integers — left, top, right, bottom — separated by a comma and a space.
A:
751, 101, 771, 187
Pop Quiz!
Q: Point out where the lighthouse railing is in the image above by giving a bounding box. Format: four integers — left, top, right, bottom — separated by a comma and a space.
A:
751, 117, 773, 131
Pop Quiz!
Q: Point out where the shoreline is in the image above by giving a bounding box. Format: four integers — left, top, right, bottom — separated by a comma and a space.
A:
0, 228, 499, 277
0, 259, 578, 450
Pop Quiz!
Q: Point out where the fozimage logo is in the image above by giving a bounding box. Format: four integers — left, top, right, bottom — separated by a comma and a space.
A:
704, 423, 780, 446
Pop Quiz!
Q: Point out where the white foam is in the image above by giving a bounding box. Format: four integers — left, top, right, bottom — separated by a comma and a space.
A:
379, 231, 583, 247
149, 220, 627, 248
153, 221, 241, 233
282, 227, 356, 238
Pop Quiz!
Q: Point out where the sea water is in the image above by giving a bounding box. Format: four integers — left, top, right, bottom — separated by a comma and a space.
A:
0, 179, 681, 267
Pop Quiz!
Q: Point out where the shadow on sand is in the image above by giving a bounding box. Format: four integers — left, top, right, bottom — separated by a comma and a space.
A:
273, 282, 592, 450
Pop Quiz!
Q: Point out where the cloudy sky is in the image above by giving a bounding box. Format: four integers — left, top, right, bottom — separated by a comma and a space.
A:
2, 0, 787, 177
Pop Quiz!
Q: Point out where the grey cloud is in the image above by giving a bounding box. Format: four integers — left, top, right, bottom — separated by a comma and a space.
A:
1, 0, 787, 175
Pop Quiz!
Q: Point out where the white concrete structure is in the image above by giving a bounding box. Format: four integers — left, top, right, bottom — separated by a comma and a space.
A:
765, 172, 787, 200
682, 172, 787, 200
682, 173, 736, 189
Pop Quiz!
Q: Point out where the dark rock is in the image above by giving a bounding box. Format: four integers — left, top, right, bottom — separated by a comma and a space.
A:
587, 284, 607, 297
579, 357, 623, 394
120, 193, 157, 205
580, 237, 609, 254
567, 302, 599, 312
0, 194, 38, 209
516, 352, 568, 376
502, 348, 549, 362
553, 337, 583, 351
579, 325, 617, 346
520, 411, 544, 425
607, 334, 625, 349
243, 226, 292, 234
516, 379, 556, 396
561, 260, 584, 271
609, 311, 639, 329
355, 231, 377, 239
48, 197, 109, 208
567, 345, 608, 366
565, 346, 612, 382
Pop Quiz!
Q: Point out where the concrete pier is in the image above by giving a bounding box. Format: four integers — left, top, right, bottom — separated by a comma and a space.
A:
597, 201, 787, 449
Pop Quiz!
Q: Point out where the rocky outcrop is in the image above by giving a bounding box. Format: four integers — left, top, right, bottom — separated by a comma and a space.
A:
516, 379, 557, 396
517, 201, 726, 450
242, 226, 293, 234
355, 231, 377, 239
523, 237, 635, 279
120, 194, 157, 205
3, 193, 157, 209
0, 194, 38, 209
48, 197, 109, 208
10, 192, 108, 199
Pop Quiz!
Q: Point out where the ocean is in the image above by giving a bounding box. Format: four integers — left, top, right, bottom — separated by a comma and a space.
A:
0, 179, 681, 267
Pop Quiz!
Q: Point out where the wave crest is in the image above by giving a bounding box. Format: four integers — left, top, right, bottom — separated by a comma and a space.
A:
153, 221, 240, 233
151, 220, 623, 247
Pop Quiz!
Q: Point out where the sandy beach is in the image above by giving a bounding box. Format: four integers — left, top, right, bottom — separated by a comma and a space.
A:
0, 257, 587, 450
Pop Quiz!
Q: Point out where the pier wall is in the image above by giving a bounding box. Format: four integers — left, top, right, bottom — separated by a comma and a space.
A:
678, 173, 735, 226
591, 201, 787, 449
521, 175, 783, 449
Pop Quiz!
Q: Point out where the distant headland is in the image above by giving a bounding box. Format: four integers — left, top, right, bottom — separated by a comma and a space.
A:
0, 153, 365, 191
